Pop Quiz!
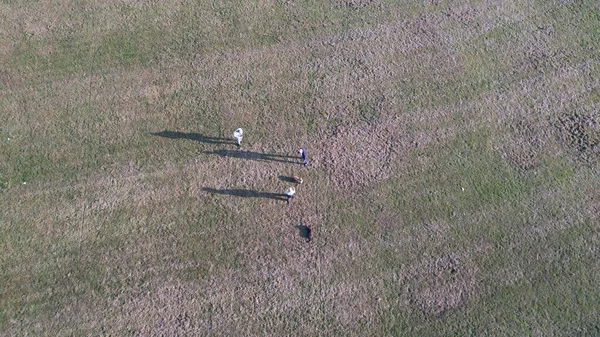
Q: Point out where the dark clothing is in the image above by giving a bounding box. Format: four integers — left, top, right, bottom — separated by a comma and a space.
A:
299, 148, 308, 167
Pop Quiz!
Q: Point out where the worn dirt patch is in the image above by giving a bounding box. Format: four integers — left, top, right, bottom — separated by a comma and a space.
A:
503, 119, 548, 171
0, 40, 14, 57
315, 114, 406, 190
334, 0, 380, 11
557, 109, 600, 165
399, 254, 477, 317
121, 278, 202, 335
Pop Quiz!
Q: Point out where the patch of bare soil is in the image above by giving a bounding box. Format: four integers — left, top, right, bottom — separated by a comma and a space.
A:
312, 94, 470, 191
557, 109, 600, 165
121, 278, 202, 335
0, 69, 14, 89
315, 114, 406, 190
503, 119, 548, 171
400, 254, 477, 317
334, 0, 379, 10
0, 40, 14, 57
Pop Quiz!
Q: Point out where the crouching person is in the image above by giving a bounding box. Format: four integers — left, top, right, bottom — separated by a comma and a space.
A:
285, 186, 296, 205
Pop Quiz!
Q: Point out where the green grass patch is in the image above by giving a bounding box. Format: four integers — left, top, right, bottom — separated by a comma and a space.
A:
388, 131, 533, 222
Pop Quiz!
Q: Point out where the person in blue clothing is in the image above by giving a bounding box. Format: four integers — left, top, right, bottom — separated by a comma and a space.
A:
298, 148, 308, 167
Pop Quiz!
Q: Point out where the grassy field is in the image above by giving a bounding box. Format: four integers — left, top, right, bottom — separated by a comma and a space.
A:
1, 0, 600, 335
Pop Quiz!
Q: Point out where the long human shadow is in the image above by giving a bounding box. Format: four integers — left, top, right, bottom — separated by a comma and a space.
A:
278, 175, 297, 183
202, 149, 299, 164
151, 130, 234, 145
202, 188, 287, 201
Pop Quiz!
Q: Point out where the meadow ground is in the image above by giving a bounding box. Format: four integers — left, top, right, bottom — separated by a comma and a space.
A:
1, 0, 600, 335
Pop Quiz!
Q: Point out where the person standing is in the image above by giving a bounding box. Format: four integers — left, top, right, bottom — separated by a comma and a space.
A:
285, 186, 296, 205
233, 128, 243, 147
298, 148, 308, 167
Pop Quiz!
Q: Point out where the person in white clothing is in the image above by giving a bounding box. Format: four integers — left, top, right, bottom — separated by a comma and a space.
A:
285, 186, 296, 205
233, 128, 243, 147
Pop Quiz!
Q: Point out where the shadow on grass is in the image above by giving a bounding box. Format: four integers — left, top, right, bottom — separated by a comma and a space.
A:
202, 149, 298, 164
295, 225, 311, 242
152, 130, 234, 145
202, 188, 287, 201
278, 175, 297, 183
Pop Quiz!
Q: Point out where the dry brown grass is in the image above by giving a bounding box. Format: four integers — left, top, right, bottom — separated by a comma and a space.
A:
2, 0, 600, 335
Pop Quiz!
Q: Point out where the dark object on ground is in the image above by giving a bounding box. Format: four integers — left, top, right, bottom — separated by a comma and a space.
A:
278, 175, 303, 184
203, 149, 297, 163
151, 131, 234, 144
202, 188, 287, 201
295, 225, 311, 242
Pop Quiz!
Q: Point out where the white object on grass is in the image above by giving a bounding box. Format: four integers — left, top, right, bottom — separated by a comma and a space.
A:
285, 186, 296, 197
233, 128, 243, 146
